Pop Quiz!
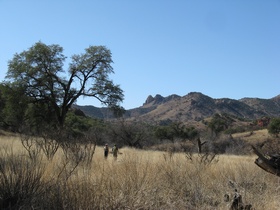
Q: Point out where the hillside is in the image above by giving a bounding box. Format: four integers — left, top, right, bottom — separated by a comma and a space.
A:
73, 92, 280, 123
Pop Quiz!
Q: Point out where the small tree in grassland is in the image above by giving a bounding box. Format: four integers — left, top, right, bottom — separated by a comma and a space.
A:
268, 118, 280, 137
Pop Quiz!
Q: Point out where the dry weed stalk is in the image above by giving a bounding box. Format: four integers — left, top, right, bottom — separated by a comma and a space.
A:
20, 134, 41, 161
186, 151, 219, 165
37, 135, 59, 161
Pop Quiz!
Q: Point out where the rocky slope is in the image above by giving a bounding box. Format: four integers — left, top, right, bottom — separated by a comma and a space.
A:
73, 92, 280, 123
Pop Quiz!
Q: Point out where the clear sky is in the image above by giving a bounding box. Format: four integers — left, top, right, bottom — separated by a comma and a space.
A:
1, 0, 280, 109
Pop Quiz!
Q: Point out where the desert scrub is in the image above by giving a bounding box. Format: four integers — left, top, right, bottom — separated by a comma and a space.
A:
0, 147, 46, 209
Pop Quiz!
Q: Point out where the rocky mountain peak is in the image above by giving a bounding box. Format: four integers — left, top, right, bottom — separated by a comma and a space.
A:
154, 94, 165, 103
143, 94, 165, 105
144, 95, 154, 104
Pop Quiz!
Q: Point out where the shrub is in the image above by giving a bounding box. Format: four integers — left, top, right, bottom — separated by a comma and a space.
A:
0, 149, 46, 209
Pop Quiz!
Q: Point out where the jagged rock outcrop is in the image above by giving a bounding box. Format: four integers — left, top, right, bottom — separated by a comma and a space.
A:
144, 95, 154, 104
143, 94, 180, 106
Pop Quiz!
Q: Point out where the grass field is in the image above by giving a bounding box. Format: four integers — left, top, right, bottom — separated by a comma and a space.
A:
0, 132, 279, 209
232, 129, 269, 142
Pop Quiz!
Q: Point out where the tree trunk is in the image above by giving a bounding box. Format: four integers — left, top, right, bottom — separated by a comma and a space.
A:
197, 138, 207, 153
252, 145, 280, 177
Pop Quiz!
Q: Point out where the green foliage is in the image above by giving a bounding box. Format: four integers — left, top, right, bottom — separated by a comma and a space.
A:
65, 111, 106, 138
0, 83, 30, 131
25, 103, 59, 133
2, 41, 124, 131
108, 120, 153, 148
154, 126, 174, 141
208, 113, 233, 137
154, 122, 198, 142
268, 118, 280, 136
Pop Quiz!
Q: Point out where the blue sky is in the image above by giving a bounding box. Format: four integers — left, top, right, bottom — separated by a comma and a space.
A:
1, 0, 280, 109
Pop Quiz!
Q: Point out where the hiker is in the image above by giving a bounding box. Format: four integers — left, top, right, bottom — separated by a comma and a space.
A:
112, 144, 119, 160
104, 143, 109, 159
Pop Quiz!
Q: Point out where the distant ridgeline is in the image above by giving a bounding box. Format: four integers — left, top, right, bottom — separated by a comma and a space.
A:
73, 92, 280, 123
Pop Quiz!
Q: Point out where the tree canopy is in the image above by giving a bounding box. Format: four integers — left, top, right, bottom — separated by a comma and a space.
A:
268, 118, 280, 137
3, 42, 124, 129
154, 122, 198, 143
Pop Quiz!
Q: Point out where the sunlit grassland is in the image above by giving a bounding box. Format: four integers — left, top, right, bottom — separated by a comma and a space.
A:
0, 134, 280, 209
232, 129, 269, 143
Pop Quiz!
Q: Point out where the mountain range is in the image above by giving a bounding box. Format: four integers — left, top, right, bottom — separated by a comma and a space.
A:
73, 92, 280, 123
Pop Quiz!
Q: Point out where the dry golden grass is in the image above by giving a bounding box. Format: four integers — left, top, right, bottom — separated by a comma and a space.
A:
232, 129, 269, 142
0, 134, 280, 209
